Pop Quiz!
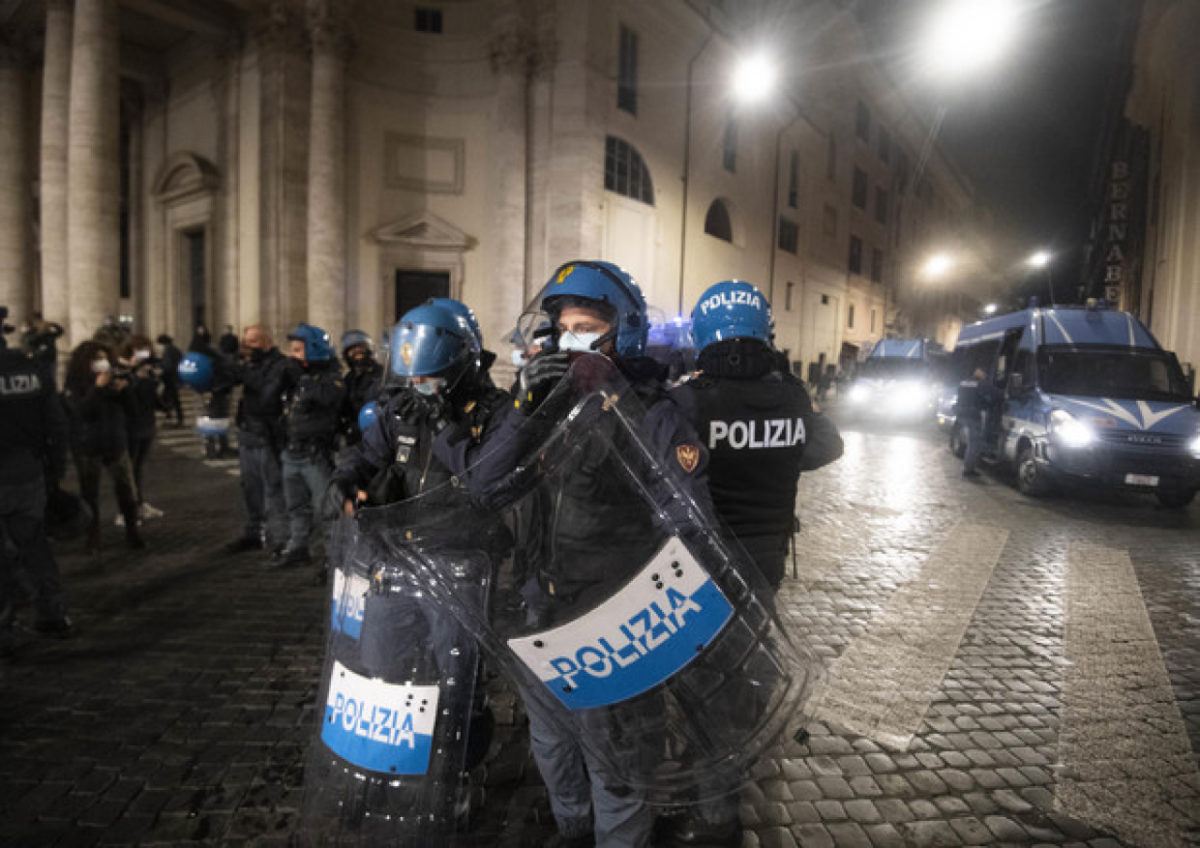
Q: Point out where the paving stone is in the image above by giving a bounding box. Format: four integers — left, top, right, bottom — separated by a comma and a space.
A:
785, 801, 821, 823
826, 821, 873, 848
815, 776, 854, 800
813, 799, 847, 821
983, 814, 1028, 841
898, 819, 961, 847
864, 753, 898, 774
862, 823, 906, 848
948, 815, 994, 845
874, 798, 915, 824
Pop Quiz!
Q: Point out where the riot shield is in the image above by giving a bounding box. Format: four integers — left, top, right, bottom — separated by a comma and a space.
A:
367, 353, 820, 807
300, 507, 492, 845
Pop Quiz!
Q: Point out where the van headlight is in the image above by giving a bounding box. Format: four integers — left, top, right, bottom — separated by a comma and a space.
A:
1050, 409, 1095, 448
848, 384, 869, 404
1190, 432, 1200, 458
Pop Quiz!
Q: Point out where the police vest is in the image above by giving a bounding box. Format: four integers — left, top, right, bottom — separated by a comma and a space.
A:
0, 349, 52, 456
685, 372, 811, 538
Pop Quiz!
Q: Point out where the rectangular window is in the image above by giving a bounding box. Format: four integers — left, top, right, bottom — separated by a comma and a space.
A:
852, 167, 867, 209
414, 7, 443, 33
778, 217, 799, 254
848, 234, 863, 274
871, 247, 884, 283
823, 204, 837, 237
871, 308, 877, 332
878, 126, 890, 163
826, 134, 836, 180
875, 187, 889, 224
856, 100, 870, 142
786, 281, 795, 311
787, 150, 799, 208
722, 119, 737, 172
848, 304, 855, 328
617, 25, 638, 115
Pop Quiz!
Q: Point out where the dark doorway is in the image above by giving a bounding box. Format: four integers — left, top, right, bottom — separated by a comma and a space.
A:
184, 228, 206, 331
395, 269, 450, 321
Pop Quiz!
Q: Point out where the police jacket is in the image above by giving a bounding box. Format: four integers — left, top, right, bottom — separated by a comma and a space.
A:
282, 359, 345, 451
340, 358, 384, 445
436, 355, 712, 611
0, 345, 69, 484
670, 339, 843, 542
956, 376, 999, 421
231, 348, 291, 448
333, 379, 508, 507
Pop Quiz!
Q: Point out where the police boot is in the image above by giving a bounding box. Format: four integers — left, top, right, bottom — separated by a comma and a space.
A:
123, 506, 146, 550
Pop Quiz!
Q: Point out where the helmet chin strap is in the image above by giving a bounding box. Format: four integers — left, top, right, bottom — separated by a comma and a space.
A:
590, 326, 618, 353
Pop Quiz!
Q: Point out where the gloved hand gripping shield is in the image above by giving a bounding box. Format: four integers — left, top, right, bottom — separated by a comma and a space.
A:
366, 353, 820, 805
301, 505, 493, 845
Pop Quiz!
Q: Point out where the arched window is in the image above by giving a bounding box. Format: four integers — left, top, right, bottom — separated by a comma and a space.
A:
604, 136, 654, 205
704, 198, 733, 242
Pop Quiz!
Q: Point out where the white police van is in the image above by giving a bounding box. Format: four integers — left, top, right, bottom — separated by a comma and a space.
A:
844, 338, 941, 421
948, 303, 1200, 507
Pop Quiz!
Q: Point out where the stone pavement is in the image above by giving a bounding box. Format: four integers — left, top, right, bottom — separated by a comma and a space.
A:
1, 408, 1198, 847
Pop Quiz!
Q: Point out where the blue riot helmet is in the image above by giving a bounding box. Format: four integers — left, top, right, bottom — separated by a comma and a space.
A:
386, 303, 475, 392
690, 279, 774, 351
287, 323, 335, 362
529, 260, 648, 358
357, 400, 380, 434
427, 298, 483, 352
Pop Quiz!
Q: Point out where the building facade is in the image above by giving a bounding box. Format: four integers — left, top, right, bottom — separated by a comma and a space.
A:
0, 0, 986, 379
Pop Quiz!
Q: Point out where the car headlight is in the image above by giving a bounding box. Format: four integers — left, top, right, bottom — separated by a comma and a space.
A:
1050, 409, 1095, 448
1189, 433, 1200, 458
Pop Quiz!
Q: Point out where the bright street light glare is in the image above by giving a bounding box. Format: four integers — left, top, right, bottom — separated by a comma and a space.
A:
924, 0, 1020, 78
1027, 250, 1051, 268
731, 53, 778, 104
923, 253, 953, 278
984, 303, 998, 314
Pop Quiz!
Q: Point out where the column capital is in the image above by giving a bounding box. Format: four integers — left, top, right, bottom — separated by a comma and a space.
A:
306, 0, 353, 59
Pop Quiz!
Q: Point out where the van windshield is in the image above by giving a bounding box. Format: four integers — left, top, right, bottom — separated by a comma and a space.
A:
858, 358, 928, 380
1038, 346, 1194, 402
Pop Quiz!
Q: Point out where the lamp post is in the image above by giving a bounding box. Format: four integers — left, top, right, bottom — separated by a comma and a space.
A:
1027, 249, 1054, 305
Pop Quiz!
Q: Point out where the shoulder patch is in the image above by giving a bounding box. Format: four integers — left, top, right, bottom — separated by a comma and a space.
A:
676, 443, 700, 474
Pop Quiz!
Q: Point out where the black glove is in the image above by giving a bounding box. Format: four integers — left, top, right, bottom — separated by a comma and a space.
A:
515, 351, 570, 416
392, 389, 448, 429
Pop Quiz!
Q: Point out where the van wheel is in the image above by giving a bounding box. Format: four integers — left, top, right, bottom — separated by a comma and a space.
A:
1016, 445, 1049, 496
1156, 488, 1196, 509
949, 423, 967, 458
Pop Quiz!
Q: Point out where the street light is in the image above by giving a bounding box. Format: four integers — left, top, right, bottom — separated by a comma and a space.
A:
983, 302, 998, 315
1026, 250, 1054, 304
731, 52, 777, 104
923, 253, 954, 279
922, 0, 1021, 79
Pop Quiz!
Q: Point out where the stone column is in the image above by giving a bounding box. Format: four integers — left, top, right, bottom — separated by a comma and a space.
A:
0, 38, 32, 323
39, 0, 72, 330
66, 0, 120, 346
214, 41, 242, 333
305, 0, 348, 338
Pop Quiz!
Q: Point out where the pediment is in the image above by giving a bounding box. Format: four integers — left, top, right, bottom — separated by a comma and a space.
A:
371, 211, 476, 252
153, 151, 219, 201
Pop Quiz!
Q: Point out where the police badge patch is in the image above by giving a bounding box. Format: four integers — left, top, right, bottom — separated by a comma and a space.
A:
400, 343, 414, 366
676, 444, 700, 473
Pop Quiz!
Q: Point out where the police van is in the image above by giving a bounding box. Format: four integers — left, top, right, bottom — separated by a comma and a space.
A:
844, 338, 941, 421
948, 302, 1200, 507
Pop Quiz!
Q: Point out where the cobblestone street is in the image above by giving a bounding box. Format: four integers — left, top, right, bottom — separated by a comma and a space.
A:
2, 409, 1198, 847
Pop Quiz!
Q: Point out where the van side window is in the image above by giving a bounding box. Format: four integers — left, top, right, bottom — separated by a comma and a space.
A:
1014, 350, 1036, 389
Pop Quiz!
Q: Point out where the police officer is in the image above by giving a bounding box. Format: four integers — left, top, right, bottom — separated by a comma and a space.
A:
331, 304, 506, 511
1, 306, 74, 655
435, 261, 711, 848
672, 280, 843, 594
225, 325, 292, 556
958, 366, 998, 479
278, 324, 345, 569
427, 297, 498, 388
337, 329, 384, 447
660, 281, 842, 846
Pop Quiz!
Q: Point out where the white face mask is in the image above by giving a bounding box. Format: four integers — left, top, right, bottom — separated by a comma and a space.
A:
413, 379, 443, 396
91, 359, 111, 374
557, 331, 604, 352
511, 349, 528, 368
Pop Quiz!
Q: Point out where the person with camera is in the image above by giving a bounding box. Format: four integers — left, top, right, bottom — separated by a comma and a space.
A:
117, 335, 164, 525
62, 340, 144, 553
1, 306, 75, 653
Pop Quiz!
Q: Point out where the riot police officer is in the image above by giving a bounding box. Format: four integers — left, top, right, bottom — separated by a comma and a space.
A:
435, 261, 712, 848
1, 306, 74, 654
958, 366, 998, 478
664, 280, 843, 845
225, 325, 291, 556
427, 297, 497, 388
278, 324, 345, 569
338, 329, 384, 447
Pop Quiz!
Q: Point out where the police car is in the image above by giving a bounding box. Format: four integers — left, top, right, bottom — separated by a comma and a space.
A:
843, 338, 941, 421
948, 302, 1200, 507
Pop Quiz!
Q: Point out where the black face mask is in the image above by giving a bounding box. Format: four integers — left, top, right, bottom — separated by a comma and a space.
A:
249, 348, 267, 362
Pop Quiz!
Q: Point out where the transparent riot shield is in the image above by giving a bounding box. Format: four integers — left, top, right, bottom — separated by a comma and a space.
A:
300, 505, 492, 845
368, 353, 820, 807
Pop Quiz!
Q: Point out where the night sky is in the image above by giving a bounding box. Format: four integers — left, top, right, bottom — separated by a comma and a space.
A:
848, 0, 1133, 304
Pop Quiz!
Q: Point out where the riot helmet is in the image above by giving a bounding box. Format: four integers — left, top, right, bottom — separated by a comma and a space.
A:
427, 298, 483, 352
690, 279, 773, 351
385, 303, 476, 395
287, 323, 335, 362
514, 260, 648, 359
